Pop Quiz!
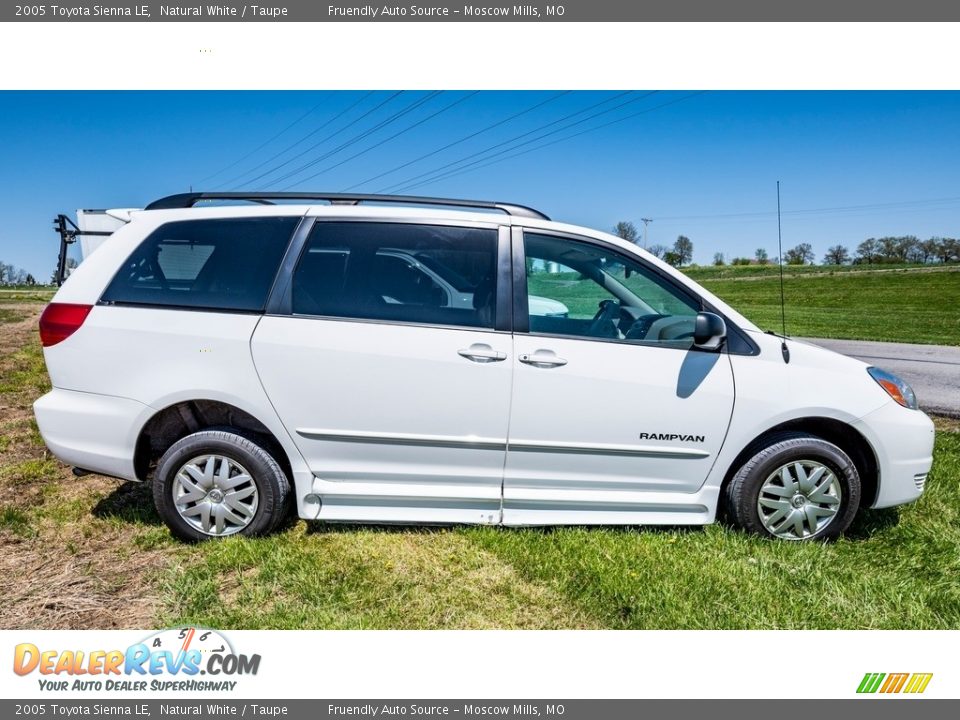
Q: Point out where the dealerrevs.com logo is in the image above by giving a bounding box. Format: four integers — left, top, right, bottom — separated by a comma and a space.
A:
13, 628, 260, 692
857, 672, 933, 694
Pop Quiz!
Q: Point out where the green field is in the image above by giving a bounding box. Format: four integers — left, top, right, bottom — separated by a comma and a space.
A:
0, 287, 55, 304
701, 267, 959, 345
1, 303, 958, 630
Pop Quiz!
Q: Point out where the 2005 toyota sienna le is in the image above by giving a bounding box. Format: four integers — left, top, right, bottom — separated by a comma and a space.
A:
34, 192, 935, 542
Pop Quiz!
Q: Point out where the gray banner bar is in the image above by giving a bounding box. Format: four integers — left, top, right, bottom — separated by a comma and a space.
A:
2, 700, 958, 719
5, 0, 960, 22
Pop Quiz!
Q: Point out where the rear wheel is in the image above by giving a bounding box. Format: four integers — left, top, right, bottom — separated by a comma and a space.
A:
153, 430, 291, 542
725, 433, 861, 541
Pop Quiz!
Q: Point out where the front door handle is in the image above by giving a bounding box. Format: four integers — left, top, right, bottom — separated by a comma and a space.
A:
519, 350, 568, 368
458, 343, 507, 363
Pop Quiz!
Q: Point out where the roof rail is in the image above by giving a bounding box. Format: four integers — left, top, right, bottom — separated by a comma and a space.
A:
144, 192, 550, 221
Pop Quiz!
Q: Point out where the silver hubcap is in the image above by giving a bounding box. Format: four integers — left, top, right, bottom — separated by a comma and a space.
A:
172, 455, 258, 537
757, 460, 842, 540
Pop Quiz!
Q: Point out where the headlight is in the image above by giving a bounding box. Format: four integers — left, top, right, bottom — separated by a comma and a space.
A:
867, 367, 919, 410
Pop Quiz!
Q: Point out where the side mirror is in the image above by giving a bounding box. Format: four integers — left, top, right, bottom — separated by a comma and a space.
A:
693, 311, 726, 351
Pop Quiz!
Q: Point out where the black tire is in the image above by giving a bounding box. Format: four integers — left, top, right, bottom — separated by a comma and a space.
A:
153, 429, 291, 542
725, 432, 861, 541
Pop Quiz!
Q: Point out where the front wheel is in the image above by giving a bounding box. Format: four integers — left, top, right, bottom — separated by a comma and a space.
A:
153, 430, 291, 542
725, 433, 861, 541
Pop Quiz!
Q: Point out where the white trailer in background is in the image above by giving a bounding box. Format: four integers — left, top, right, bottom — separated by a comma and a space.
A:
53, 208, 137, 284
76, 209, 137, 257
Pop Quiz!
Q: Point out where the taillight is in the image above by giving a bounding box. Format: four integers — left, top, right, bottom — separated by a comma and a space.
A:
39, 303, 93, 347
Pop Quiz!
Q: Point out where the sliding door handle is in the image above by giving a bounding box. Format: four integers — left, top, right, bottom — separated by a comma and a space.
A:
458, 344, 507, 363
519, 350, 568, 368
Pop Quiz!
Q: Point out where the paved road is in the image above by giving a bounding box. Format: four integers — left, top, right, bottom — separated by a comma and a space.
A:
800, 338, 960, 417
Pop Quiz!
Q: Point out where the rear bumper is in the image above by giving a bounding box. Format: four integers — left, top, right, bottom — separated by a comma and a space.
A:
853, 401, 936, 509
33, 388, 152, 482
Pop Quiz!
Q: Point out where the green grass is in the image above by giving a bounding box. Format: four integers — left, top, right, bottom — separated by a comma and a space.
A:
0, 287, 55, 304
161, 524, 593, 629
0, 308, 24, 324
702, 269, 960, 344
0, 342, 48, 394
0, 457, 61, 486
0, 505, 37, 538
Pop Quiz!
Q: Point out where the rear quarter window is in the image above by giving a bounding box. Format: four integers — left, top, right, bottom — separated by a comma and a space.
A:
101, 217, 298, 312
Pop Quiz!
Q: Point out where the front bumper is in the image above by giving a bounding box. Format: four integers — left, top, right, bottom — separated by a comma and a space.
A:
33, 388, 153, 482
853, 401, 936, 509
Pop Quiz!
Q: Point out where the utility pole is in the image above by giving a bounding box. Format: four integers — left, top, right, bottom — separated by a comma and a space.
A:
640, 218, 653, 249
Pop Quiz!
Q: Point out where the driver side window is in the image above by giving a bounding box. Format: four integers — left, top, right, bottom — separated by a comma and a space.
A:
523, 232, 700, 347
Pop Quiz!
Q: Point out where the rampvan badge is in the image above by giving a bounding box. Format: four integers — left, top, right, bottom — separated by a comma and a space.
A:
639, 433, 706, 443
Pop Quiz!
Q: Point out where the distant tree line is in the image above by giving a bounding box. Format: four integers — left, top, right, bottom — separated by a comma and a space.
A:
0, 261, 36, 286
723, 238, 958, 266
613, 222, 959, 268
847, 236, 959, 265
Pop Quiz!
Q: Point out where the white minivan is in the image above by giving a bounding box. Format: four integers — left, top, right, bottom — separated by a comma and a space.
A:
34, 192, 935, 542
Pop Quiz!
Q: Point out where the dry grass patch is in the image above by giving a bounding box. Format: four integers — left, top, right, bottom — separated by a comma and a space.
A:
0, 305, 43, 358
934, 416, 960, 433
0, 536, 165, 629
0, 305, 176, 629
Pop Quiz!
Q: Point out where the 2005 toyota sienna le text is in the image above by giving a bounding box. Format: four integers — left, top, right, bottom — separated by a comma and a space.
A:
34, 192, 935, 542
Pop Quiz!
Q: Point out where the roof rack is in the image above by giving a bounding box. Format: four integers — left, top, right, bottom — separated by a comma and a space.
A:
144, 192, 550, 221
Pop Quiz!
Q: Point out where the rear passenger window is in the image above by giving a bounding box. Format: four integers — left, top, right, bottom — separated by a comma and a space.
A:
102, 217, 297, 312
292, 222, 499, 329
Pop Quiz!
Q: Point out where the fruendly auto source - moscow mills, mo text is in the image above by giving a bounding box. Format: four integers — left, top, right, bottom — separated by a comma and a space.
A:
326, 5, 563, 17
14, 4, 565, 19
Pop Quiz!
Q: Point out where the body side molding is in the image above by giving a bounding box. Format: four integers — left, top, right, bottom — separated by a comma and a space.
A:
297, 428, 710, 459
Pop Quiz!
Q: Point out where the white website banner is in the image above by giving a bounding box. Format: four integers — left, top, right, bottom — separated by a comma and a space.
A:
2, 630, 954, 699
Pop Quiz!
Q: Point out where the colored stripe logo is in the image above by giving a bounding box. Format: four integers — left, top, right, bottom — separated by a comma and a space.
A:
857, 672, 933, 694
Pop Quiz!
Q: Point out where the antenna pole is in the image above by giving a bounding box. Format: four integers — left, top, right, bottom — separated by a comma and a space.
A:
640, 217, 653, 249
776, 181, 790, 363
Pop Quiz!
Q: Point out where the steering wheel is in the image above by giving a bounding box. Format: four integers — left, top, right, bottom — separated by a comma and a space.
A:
625, 313, 667, 341
587, 299, 621, 338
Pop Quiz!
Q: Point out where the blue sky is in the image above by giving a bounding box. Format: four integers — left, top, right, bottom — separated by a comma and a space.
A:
1, 90, 958, 279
